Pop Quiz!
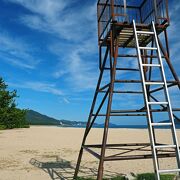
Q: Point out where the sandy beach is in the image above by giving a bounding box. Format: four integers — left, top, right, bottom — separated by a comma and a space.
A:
0, 126, 180, 180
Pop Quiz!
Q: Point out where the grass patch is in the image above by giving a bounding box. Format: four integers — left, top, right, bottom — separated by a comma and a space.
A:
76, 178, 94, 180
0, 125, 6, 130
106, 177, 126, 180
136, 173, 175, 180
0, 124, 29, 130
22, 124, 30, 128
76, 176, 126, 180
77, 173, 175, 180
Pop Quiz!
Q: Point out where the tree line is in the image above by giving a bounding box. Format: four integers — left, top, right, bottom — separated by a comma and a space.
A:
0, 77, 29, 129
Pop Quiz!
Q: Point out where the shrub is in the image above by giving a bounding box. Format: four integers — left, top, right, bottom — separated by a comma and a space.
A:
0, 77, 29, 129
136, 173, 175, 180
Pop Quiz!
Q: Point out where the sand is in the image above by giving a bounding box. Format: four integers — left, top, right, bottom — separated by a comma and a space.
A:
0, 126, 180, 180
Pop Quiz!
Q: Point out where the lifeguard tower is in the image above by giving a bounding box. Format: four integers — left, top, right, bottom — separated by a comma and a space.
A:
74, 0, 180, 179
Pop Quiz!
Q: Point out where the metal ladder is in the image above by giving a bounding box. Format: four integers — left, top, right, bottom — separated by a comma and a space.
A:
133, 20, 180, 180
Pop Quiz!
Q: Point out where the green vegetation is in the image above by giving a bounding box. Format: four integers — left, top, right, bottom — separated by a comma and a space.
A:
136, 173, 175, 180
105, 177, 125, 180
76, 178, 94, 180
77, 173, 175, 180
0, 77, 29, 129
0, 124, 6, 130
26, 109, 88, 127
76, 176, 126, 180
26, 110, 60, 125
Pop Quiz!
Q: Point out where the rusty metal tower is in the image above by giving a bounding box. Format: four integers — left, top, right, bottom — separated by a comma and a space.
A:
74, 0, 180, 179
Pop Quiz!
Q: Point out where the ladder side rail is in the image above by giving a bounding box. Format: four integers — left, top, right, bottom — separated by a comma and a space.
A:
152, 21, 180, 169
133, 20, 160, 180
145, 41, 161, 171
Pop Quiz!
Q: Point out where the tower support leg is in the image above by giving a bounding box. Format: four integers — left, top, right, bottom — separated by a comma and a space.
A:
74, 46, 109, 179
97, 39, 118, 180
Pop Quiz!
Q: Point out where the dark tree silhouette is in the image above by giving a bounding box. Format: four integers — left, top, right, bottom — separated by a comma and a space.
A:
0, 77, 29, 129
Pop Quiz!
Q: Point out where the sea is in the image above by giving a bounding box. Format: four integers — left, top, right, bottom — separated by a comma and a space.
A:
58, 124, 180, 129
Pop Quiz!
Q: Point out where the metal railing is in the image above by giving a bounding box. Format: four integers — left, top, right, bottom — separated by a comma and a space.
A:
97, 0, 112, 41
97, 0, 169, 41
140, 0, 169, 24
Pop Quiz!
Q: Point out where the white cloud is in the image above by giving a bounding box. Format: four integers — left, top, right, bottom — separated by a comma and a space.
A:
50, 37, 99, 91
67, 51, 98, 90
63, 98, 70, 104
5, 0, 67, 17
7, 0, 97, 41
9, 81, 63, 96
0, 30, 40, 69
167, 1, 180, 70
53, 70, 68, 78
1, 57, 35, 69
5, 0, 99, 92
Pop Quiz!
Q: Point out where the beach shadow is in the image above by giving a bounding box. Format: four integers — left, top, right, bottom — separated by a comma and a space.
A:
29, 157, 124, 180
30, 157, 74, 179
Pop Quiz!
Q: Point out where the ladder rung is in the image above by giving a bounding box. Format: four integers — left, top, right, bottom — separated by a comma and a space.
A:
118, 55, 165, 58
148, 102, 168, 105
158, 169, 180, 173
139, 47, 157, 50
155, 145, 176, 149
142, 64, 161, 67
137, 31, 154, 35
145, 82, 164, 85
151, 122, 172, 126
104, 67, 139, 71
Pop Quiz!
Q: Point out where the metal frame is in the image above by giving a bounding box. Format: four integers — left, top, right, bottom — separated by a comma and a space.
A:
74, 0, 180, 179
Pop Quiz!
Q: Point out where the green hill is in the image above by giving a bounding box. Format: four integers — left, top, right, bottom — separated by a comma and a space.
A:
26, 110, 60, 125
26, 110, 88, 127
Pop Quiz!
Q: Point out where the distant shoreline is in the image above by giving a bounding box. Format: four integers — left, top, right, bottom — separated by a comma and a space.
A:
29, 124, 180, 129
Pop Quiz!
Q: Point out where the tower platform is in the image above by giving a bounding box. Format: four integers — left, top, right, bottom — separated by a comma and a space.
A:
100, 22, 169, 47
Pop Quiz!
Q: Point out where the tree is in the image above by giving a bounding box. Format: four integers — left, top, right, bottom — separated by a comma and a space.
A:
0, 77, 29, 129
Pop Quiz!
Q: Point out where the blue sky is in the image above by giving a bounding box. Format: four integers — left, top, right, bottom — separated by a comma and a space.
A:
0, 0, 179, 124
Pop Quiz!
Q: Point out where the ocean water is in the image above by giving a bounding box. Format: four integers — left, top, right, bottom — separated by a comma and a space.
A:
106, 125, 180, 129
112, 125, 180, 129
58, 124, 180, 129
